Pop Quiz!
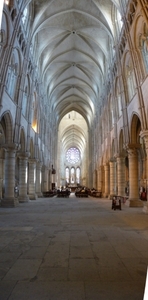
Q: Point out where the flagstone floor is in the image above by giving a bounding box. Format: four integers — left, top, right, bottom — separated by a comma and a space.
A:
0, 194, 148, 300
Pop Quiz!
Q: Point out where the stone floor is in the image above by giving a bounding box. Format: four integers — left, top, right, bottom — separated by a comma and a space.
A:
0, 194, 148, 300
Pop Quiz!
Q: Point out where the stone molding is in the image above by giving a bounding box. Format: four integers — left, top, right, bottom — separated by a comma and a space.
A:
140, 130, 148, 150
2, 143, 20, 152
17, 151, 30, 159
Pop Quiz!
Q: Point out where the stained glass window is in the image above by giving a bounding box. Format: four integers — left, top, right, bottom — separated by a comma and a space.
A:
65, 167, 69, 183
66, 147, 80, 164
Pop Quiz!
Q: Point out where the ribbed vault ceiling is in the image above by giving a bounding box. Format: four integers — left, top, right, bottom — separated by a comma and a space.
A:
29, 0, 121, 154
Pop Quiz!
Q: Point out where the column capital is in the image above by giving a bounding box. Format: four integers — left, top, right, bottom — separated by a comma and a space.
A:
17, 151, 30, 159
2, 143, 20, 152
125, 144, 140, 157
140, 130, 148, 138
109, 157, 116, 163
28, 158, 37, 164
127, 147, 138, 157
124, 143, 140, 150
103, 162, 109, 167
115, 152, 126, 159
140, 130, 148, 149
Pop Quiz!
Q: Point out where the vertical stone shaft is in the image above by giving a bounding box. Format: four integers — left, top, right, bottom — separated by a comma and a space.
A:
28, 159, 37, 200
2, 148, 19, 207
18, 154, 29, 202
104, 163, 109, 197
117, 157, 125, 197
109, 160, 116, 197
0, 158, 4, 199
97, 166, 102, 191
93, 170, 97, 189
128, 148, 139, 200
42, 166, 49, 192
36, 162, 42, 197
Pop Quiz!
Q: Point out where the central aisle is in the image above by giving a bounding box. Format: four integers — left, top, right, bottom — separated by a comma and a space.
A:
0, 196, 147, 300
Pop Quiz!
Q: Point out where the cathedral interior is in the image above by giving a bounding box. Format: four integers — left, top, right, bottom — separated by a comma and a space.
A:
0, 0, 148, 299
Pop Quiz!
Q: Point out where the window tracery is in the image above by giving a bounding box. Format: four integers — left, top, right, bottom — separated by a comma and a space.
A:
22, 7, 28, 26
65, 167, 69, 183
116, 83, 122, 118
6, 55, 18, 100
71, 167, 75, 184
126, 59, 136, 101
31, 92, 38, 133
141, 28, 148, 73
0, 30, 5, 54
22, 77, 29, 118
66, 147, 80, 164
76, 167, 80, 184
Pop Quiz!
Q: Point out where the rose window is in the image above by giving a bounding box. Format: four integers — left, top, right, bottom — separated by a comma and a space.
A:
66, 147, 80, 164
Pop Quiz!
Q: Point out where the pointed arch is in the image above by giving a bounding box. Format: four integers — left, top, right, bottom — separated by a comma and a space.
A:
130, 113, 141, 144
0, 111, 13, 144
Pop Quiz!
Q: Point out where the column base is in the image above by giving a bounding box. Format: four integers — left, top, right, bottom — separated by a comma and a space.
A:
18, 195, 29, 203
126, 199, 143, 207
143, 202, 148, 213
1, 198, 19, 207
108, 194, 116, 200
29, 194, 38, 200
102, 193, 108, 198
36, 192, 43, 198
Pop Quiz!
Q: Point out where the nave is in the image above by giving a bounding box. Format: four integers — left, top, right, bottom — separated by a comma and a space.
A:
0, 195, 147, 300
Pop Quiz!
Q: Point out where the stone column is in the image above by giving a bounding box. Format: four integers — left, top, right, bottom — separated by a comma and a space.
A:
1, 147, 19, 207
140, 131, 148, 213
104, 163, 109, 197
48, 170, 52, 190
109, 160, 116, 199
42, 165, 49, 192
28, 159, 37, 200
36, 162, 43, 197
0, 157, 4, 199
127, 147, 143, 207
51, 165, 56, 189
18, 153, 29, 203
97, 166, 102, 191
93, 170, 97, 189
117, 156, 126, 197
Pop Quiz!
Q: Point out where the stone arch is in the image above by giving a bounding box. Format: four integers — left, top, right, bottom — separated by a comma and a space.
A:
130, 114, 146, 193
118, 129, 125, 155
0, 11, 9, 58
134, 15, 148, 79
0, 111, 13, 144
5, 48, 22, 103
130, 113, 141, 144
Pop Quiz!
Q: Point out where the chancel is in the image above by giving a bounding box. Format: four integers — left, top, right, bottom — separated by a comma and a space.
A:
0, 1, 148, 299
